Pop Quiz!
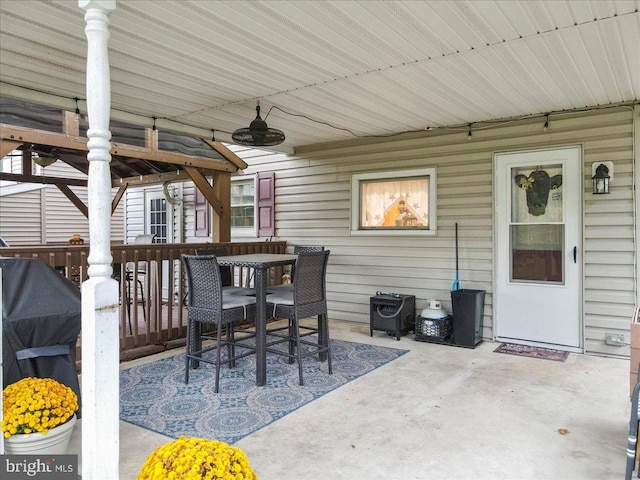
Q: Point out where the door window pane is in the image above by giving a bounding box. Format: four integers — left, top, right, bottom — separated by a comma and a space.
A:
511, 164, 563, 222
148, 197, 167, 243
510, 224, 564, 283
510, 163, 564, 284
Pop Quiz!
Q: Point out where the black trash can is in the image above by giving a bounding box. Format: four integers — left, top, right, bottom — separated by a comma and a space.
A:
451, 289, 485, 348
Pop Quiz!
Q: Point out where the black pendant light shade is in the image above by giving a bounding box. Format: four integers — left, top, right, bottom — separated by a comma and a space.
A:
24, 144, 58, 167
232, 102, 285, 146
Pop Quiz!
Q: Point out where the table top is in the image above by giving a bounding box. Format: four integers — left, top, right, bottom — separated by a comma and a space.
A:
217, 253, 297, 268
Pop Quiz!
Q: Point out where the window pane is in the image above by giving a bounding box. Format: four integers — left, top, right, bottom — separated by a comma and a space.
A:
510, 224, 563, 283
360, 177, 429, 229
231, 179, 255, 228
231, 180, 255, 206
511, 164, 563, 222
231, 206, 254, 227
148, 195, 168, 243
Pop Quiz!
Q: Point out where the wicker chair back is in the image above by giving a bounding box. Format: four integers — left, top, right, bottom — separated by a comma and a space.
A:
195, 248, 232, 287
182, 254, 224, 317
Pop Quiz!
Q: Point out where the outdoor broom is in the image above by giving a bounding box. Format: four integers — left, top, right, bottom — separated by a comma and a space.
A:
451, 222, 459, 291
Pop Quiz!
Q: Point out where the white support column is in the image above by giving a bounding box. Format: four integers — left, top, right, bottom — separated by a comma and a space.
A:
78, 1, 119, 479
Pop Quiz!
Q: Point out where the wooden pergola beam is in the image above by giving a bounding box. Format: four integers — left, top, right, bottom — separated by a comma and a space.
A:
1, 139, 23, 158
183, 166, 223, 216
1, 125, 236, 172
0, 172, 88, 187
56, 183, 89, 218
203, 139, 248, 170
0, 172, 127, 216
116, 169, 195, 186
111, 184, 127, 214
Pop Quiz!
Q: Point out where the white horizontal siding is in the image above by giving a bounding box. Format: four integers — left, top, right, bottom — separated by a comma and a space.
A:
124, 188, 146, 243
237, 107, 636, 357
0, 188, 42, 244
0, 159, 124, 245
182, 184, 199, 244
41, 162, 125, 243
43, 184, 90, 243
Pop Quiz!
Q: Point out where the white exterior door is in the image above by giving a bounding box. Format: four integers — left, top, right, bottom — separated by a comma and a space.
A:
495, 146, 582, 350
145, 189, 172, 300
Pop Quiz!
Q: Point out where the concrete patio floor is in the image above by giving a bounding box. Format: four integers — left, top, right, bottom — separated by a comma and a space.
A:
68, 319, 631, 479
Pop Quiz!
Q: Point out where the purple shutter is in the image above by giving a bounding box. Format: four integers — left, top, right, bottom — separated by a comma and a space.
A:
194, 187, 209, 237
257, 172, 275, 237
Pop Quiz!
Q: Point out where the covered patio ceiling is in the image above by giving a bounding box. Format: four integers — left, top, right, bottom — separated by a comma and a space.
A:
0, 0, 639, 153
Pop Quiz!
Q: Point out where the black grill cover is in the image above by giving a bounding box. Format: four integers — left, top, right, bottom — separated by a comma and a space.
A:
1, 258, 81, 415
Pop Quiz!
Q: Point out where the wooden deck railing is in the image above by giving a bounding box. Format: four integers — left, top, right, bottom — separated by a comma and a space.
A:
1, 241, 287, 362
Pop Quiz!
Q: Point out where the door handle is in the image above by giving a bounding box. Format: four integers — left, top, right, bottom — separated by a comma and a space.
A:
573, 246, 577, 263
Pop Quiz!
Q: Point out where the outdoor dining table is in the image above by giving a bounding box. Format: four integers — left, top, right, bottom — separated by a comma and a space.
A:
217, 253, 297, 387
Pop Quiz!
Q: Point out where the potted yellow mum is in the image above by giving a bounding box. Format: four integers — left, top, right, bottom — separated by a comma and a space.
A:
2, 377, 79, 454
137, 436, 257, 480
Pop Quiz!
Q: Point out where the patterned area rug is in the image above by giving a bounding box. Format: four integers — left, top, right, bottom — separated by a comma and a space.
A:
494, 343, 569, 362
120, 338, 408, 444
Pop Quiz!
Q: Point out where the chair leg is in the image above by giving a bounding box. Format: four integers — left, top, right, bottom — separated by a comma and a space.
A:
185, 320, 193, 384
317, 314, 327, 362
126, 296, 133, 336
321, 313, 332, 374
125, 274, 146, 332
288, 320, 296, 364
125, 275, 133, 335
228, 325, 236, 368
215, 322, 224, 394
136, 278, 146, 322
294, 319, 304, 386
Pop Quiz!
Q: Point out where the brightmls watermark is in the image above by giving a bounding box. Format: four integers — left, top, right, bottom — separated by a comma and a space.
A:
1, 455, 77, 479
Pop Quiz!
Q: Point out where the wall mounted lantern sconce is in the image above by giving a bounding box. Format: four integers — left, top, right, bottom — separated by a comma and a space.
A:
591, 162, 613, 195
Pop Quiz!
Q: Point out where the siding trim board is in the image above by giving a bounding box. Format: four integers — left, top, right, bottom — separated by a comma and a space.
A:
635, 105, 640, 310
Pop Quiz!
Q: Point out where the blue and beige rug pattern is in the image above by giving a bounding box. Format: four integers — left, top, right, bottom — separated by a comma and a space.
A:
120, 338, 408, 444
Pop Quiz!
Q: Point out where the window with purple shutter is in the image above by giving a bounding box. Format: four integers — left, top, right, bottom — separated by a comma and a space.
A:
194, 187, 209, 237
257, 172, 275, 237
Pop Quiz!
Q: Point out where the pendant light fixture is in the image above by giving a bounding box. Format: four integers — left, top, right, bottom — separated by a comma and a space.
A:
232, 101, 285, 147
25, 145, 58, 167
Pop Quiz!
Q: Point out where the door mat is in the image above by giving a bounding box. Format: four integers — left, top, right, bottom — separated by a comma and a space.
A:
494, 343, 569, 362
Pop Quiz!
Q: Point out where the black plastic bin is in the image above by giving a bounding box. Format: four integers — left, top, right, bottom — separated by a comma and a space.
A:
451, 289, 485, 348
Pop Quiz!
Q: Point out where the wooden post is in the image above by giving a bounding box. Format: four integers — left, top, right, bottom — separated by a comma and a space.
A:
213, 172, 231, 243
78, 1, 119, 479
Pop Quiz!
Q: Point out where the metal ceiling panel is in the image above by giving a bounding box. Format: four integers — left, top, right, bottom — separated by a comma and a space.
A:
0, 0, 637, 150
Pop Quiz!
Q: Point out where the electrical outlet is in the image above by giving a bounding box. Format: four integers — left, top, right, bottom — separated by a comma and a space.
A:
605, 332, 625, 346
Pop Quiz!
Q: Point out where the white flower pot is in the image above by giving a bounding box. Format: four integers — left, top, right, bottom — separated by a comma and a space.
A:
3, 414, 77, 455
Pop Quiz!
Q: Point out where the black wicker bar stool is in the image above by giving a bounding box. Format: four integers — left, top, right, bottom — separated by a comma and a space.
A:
181, 254, 257, 393
265, 250, 332, 386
